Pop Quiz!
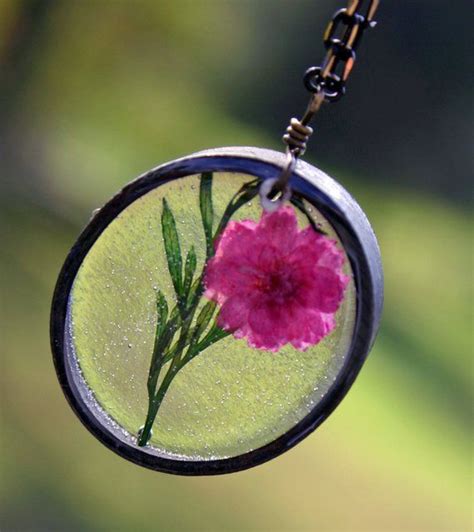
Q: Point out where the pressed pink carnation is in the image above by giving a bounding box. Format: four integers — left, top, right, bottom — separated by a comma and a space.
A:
204, 205, 350, 352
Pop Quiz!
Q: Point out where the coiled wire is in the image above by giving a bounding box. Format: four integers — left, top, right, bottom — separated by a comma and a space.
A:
282, 118, 314, 156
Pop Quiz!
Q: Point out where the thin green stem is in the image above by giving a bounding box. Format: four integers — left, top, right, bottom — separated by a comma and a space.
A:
138, 286, 202, 446
212, 180, 259, 243
137, 359, 180, 446
137, 177, 258, 447
137, 316, 229, 447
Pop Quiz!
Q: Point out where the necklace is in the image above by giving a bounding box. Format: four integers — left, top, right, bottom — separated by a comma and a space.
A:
51, 0, 383, 475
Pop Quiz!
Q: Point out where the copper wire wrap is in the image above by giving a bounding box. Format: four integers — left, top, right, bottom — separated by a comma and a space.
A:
282, 118, 314, 156
260, 0, 380, 207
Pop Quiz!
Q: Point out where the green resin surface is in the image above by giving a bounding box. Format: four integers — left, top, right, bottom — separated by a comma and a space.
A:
69, 172, 356, 460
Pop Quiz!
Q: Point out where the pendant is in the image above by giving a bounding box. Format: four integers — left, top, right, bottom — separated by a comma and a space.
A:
51, 146, 383, 475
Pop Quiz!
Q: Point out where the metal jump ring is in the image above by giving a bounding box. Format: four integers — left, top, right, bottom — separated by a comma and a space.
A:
259, 151, 296, 212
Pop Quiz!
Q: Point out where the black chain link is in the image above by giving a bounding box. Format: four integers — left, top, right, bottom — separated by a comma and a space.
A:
282, 0, 379, 156
304, 0, 379, 102
272, 0, 380, 198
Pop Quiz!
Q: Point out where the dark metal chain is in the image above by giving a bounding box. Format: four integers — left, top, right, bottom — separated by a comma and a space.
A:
269, 0, 380, 199
304, 0, 379, 104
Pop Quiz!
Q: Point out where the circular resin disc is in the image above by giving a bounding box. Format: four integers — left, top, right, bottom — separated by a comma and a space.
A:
51, 147, 383, 474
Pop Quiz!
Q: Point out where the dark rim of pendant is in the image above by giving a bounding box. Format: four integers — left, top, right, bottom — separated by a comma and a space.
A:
50, 147, 383, 476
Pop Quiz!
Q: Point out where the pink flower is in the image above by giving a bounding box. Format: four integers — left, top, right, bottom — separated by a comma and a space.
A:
204, 206, 350, 352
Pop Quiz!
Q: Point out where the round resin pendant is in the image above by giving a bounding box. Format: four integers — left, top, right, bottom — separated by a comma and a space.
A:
51, 147, 383, 475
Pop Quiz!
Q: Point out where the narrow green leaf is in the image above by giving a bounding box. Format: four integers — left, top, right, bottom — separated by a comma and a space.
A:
148, 309, 181, 380
193, 301, 217, 339
162, 303, 203, 364
290, 196, 327, 235
183, 246, 197, 301
214, 180, 259, 243
199, 172, 214, 257
196, 323, 231, 353
161, 198, 183, 299
155, 290, 169, 340
147, 298, 178, 396
187, 276, 204, 309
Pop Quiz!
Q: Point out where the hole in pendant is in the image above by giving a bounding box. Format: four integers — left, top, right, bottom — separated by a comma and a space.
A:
268, 188, 283, 202
259, 178, 291, 212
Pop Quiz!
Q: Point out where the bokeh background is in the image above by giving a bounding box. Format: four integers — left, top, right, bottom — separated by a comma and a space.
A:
1, 1, 472, 530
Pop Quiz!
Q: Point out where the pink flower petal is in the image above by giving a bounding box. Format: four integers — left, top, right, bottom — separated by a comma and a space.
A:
203, 205, 349, 352
258, 206, 298, 252
204, 256, 257, 303
217, 295, 253, 332
247, 302, 288, 351
301, 267, 349, 313
213, 220, 257, 261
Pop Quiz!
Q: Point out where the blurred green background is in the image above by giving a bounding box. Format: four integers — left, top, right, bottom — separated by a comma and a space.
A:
1, 1, 471, 531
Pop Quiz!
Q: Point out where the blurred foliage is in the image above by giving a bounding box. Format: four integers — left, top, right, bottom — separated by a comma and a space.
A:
0, 1, 472, 531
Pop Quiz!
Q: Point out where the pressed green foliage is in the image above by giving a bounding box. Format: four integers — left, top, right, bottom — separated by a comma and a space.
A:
199, 172, 214, 257
192, 301, 217, 342
291, 196, 326, 235
71, 171, 356, 457
214, 179, 259, 240
183, 246, 197, 303
155, 291, 169, 340
161, 198, 183, 301
196, 324, 230, 353
139, 171, 253, 446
